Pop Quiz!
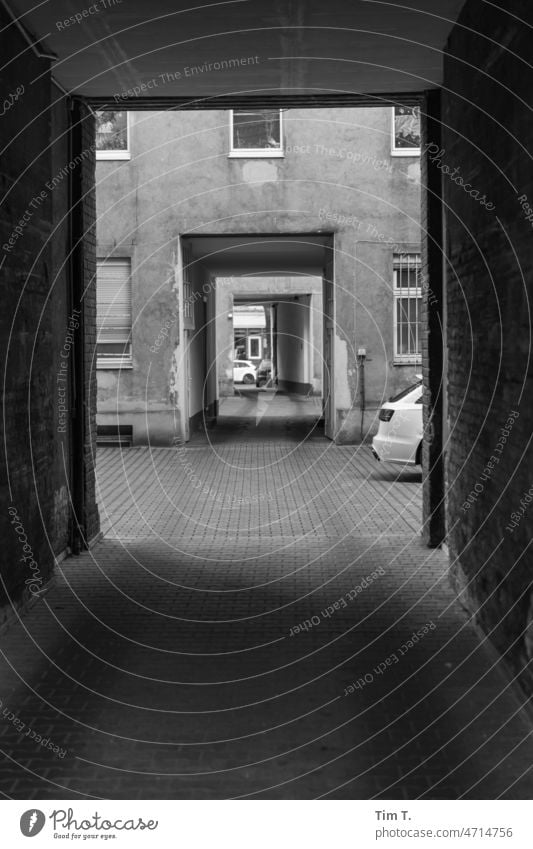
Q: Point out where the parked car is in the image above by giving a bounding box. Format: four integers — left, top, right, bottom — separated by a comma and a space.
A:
255, 359, 272, 387
371, 379, 423, 466
233, 360, 257, 384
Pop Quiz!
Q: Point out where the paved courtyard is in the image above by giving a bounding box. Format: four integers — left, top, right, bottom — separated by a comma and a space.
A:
1, 397, 532, 799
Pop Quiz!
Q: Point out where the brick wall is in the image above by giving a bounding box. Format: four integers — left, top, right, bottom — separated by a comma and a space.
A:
0, 8, 99, 616
442, 0, 533, 694
69, 101, 100, 547
420, 90, 446, 548
0, 7, 68, 611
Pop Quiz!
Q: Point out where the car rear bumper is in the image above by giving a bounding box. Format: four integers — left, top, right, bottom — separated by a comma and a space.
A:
372, 434, 419, 465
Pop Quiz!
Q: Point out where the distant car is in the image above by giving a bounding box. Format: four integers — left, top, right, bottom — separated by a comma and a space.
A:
255, 359, 272, 387
371, 379, 423, 466
233, 360, 256, 384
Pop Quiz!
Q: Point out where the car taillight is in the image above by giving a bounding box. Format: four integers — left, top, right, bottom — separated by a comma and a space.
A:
379, 408, 394, 422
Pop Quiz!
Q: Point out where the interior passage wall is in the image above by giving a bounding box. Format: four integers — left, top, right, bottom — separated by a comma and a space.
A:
0, 12, 73, 614
442, 0, 533, 694
215, 275, 322, 399
277, 297, 312, 394
187, 261, 210, 427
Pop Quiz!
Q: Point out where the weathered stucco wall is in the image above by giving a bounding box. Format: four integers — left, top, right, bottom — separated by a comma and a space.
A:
277, 296, 315, 394
96, 107, 421, 443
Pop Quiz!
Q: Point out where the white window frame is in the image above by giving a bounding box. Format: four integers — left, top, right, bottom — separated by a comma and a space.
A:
247, 335, 261, 359
96, 111, 131, 161
96, 258, 133, 369
393, 253, 422, 364
229, 109, 284, 158
391, 106, 421, 157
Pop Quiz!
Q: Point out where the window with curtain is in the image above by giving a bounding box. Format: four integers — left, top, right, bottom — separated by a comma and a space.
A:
95, 111, 130, 159
230, 110, 283, 156
391, 106, 421, 154
96, 258, 132, 367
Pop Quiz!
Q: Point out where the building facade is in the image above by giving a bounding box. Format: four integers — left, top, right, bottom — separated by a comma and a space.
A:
233, 305, 267, 364
95, 106, 421, 445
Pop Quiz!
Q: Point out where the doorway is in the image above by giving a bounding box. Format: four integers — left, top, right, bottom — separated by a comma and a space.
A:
180, 234, 333, 445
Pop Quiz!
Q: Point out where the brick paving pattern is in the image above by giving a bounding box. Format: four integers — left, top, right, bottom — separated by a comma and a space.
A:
1, 396, 532, 799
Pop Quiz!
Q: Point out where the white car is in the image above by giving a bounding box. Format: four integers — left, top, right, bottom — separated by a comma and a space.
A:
372, 379, 423, 466
233, 360, 257, 384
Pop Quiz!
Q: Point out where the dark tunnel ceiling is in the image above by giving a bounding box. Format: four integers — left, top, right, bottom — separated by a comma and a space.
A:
9, 0, 465, 103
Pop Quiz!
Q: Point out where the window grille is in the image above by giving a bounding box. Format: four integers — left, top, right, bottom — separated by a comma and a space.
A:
393, 254, 422, 362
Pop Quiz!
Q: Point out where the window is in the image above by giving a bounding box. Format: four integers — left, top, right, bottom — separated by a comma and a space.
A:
393, 254, 422, 362
234, 334, 246, 359
229, 109, 283, 157
391, 106, 420, 156
96, 258, 132, 367
95, 110, 130, 160
248, 336, 261, 359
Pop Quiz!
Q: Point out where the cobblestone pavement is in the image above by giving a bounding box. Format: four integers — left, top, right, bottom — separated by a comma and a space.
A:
1, 400, 533, 799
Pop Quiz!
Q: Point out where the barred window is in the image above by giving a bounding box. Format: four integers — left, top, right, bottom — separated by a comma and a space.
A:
393, 254, 422, 362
